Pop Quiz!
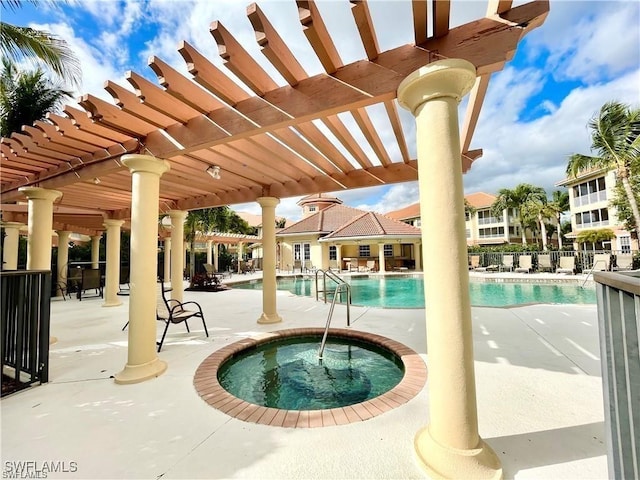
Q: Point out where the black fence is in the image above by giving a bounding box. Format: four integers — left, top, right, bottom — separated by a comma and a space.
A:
1, 270, 52, 390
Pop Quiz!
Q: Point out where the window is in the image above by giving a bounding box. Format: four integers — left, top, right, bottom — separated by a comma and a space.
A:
477, 209, 501, 225
383, 244, 393, 257
575, 208, 609, 228
572, 176, 607, 207
466, 229, 471, 238
620, 236, 631, 253
359, 244, 370, 257
329, 245, 337, 260
478, 227, 504, 238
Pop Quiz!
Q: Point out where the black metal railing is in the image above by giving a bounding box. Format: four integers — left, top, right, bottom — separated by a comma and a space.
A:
593, 270, 640, 479
1, 270, 52, 389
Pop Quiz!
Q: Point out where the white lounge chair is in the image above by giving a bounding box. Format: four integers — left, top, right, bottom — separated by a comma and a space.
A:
500, 255, 514, 272
556, 256, 576, 274
613, 253, 634, 271
592, 253, 610, 271
537, 254, 552, 272
515, 255, 532, 273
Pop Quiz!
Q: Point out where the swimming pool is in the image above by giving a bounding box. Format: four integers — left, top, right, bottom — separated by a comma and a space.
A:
234, 275, 597, 308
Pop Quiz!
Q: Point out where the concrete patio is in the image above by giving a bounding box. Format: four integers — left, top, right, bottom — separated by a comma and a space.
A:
1, 274, 607, 479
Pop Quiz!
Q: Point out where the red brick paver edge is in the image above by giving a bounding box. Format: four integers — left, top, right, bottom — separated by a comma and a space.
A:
193, 328, 427, 428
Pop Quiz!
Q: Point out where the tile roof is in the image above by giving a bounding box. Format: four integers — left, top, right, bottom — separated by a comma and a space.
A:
465, 192, 497, 208
277, 204, 364, 235
385, 192, 498, 218
322, 211, 421, 240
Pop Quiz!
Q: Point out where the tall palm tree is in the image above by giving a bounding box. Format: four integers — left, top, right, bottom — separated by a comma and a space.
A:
567, 101, 640, 239
1, 0, 81, 87
548, 190, 570, 249
491, 183, 547, 245
184, 207, 232, 283
523, 197, 555, 251
0, 58, 72, 137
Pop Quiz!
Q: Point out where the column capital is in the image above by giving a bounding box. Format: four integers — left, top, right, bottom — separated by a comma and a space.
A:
397, 59, 476, 115
167, 209, 187, 221
257, 196, 280, 208
103, 219, 125, 229
91, 234, 103, 240
18, 186, 62, 202
121, 154, 170, 176
1, 221, 25, 230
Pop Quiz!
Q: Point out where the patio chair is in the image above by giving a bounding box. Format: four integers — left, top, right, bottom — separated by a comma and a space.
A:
469, 255, 481, 270
121, 283, 209, 352
156, 283, 208, 352
292, 259, 302, 273
556, 256, 576, 274
537, 254, 552, 272
304, 262, 317, 273
328, 259, 339, 271
613, 253, 634, 271
366, 260, 377, 272
592, 253, 611, 271
500, 255, 514, 272
78, 268, 103, 301
515, 255, 532, 273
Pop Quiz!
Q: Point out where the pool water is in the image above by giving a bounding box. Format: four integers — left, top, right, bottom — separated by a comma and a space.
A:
235, 275, 597, 308
217, 336, 404, 410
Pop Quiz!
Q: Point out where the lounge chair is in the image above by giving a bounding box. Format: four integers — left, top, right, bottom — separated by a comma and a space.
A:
469, 255, 481, 270
537, 254, 552, 272
328, 259, 339, 271
515, 255, 532, 273
556, 256, 576, 274
613, 253, 634, 271
122, 283, 209, 352
500, 255, 514, 272
592, 253, 611, 271
365, 260, 377, 272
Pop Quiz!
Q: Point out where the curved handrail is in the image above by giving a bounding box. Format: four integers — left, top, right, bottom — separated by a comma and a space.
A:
315, 269, 351, 359
581, 259, 607, 288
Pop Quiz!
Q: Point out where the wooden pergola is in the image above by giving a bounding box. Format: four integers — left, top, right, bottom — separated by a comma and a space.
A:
1, 0, 548, 234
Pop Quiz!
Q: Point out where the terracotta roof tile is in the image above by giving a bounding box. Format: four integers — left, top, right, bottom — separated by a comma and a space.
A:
385, 203, 420, 220
323, 212, 421, 239
277, 204, 364, 235
465, 192, 496, 208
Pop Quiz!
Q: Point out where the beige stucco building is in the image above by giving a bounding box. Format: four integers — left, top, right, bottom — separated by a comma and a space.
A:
277, 194, 422, 273
556, 167, 638, 252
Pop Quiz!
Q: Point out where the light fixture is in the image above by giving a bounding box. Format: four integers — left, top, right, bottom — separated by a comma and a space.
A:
206, 165, 221, 180
93, 177, 101, 184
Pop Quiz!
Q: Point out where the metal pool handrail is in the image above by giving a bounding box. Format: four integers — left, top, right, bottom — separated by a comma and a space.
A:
315, 269, 351, 359
581, 259, 608, 288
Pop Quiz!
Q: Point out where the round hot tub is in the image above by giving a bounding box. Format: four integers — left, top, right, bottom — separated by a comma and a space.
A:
194, 328, 427, 428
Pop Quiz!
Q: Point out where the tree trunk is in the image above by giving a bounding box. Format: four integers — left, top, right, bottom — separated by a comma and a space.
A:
556, 213, 564, 250
189, 241, 196, 286
621, 175, 640, 240
519, 218, 527, 244
539, 213, 548, 251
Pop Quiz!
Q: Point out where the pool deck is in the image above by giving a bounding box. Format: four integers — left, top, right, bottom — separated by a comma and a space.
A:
1, 271, 608, 479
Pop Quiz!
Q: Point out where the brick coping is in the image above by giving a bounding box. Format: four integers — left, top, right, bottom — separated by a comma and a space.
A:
193, 328, 427, 428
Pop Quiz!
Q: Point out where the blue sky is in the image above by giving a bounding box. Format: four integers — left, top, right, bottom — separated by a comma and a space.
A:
4, 0, 639, 221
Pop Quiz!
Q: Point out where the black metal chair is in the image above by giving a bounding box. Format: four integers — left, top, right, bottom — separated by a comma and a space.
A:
156, 283, 208, 352
78, 269, 103, 301
121, 283, 209, 352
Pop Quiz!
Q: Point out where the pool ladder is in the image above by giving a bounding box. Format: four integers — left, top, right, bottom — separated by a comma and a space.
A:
316, 269, 351, 359
581, 259, 607, 288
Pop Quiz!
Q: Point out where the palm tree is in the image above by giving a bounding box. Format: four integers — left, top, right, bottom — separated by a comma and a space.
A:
523, 198, 555, 251
1, 0, 81, 87
184, 207, 232, 284
0, 58, 72, 137
491, 183, 547, 245
567, 101, 640, 239
548, 190, 570, 249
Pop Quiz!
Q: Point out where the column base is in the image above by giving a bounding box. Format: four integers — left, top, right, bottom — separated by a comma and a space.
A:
414, 426, 502, 480
102, 299, 123, 307
114, 357, 167, 385
257, 312, 282, 324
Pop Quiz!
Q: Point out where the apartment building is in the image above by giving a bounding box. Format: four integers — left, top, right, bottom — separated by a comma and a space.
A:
556, 167, 637, 252
386, 192, 527, 246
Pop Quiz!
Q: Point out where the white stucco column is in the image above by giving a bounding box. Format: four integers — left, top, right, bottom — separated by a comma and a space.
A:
56, 230, 72, 296
213, 242, 219, 272
91, 234, 101, 269
206, 240, 213, 264
168, 210, 187, 303
414, 242, 422, 271
19, 187, 62, 270
114, 154, 169, 385
257, 197, 282, 324
378, 243, 386, 273
398, 59, 501, 479
163, 237, 171, 283
102, 219, 124, 307
2, 222, 25, 270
